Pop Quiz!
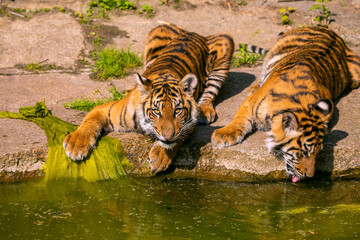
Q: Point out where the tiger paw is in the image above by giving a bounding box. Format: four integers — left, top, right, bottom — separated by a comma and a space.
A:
198, 104, 216, 124
63, 130, 97, 161
148, 143, 176, 174
211, 125, 244, 148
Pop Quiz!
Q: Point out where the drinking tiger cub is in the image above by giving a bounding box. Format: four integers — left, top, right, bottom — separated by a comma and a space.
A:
64, 22, 234, 173
212, 27, 360, 182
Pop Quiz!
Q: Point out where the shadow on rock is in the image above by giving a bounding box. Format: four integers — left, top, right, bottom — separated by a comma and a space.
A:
170, 125, 222, 171
215, 71, 256, 106
167, 72, 256, 171
316, 129, 349, 178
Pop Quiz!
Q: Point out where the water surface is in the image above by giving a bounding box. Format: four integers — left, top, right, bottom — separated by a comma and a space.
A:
1, 178, 359, 239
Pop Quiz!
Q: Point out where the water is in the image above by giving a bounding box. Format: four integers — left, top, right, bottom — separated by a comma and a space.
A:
1, 178, 359, 239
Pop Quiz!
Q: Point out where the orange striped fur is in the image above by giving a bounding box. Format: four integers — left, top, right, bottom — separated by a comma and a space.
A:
212, 27, 360, 182
64, 23, 234, 173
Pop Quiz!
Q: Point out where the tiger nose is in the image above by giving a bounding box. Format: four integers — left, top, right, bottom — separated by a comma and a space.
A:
161, 121, 175, 140
163, 130, 175, 140
164, 136, 172, 141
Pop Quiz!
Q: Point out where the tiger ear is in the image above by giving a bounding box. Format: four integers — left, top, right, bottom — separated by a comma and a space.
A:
180, 73, 198, 96
282, 112, 298, 134
270, 112, 299, 141
136, 73, 152, 94
314, 99, 333, 116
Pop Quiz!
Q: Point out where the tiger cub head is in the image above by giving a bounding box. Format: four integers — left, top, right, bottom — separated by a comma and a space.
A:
135, 73, 199, 149
267, 99, 333, 182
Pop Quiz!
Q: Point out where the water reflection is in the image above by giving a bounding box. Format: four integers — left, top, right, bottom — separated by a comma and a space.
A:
0, 178, 359, 239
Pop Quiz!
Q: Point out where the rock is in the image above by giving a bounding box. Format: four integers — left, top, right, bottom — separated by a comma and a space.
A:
0, 0, 359, 182
0, 12, 84, 69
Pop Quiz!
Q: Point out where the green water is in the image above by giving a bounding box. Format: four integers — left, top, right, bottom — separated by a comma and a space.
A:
1, 179, 360, 239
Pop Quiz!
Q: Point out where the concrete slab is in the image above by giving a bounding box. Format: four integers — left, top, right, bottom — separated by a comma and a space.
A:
0, 12, 84, 69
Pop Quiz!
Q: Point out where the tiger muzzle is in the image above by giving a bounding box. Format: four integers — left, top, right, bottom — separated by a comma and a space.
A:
299, 155, 316, 178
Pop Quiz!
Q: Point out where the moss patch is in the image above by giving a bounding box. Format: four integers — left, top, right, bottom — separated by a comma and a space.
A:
0, 102, 130, 182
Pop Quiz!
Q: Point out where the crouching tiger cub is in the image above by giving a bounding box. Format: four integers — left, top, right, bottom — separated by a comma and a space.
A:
212, 27, 360, 182
64, 23, 234, 173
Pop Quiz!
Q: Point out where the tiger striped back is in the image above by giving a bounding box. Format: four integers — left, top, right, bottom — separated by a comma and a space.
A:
212, 27, 360, 182
261, 27, 355, 98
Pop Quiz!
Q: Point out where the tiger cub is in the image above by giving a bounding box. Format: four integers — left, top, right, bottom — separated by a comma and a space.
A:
212, 27, 360, 182
64, 23, 234, 173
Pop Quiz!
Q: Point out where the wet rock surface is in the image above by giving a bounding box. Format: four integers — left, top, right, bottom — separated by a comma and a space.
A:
0, 0, 359, 182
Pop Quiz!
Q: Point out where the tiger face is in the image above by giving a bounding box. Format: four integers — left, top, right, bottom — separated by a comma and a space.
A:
136, 73, 199, 149
267, 99, 333, 182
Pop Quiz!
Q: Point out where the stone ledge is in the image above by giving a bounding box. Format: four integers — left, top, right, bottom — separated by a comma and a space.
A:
1, 130, 359, 182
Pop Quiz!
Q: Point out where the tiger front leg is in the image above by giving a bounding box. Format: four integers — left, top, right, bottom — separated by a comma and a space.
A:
63, 104, 112, 160
211, 100, 253, 148
149, 141, 179, 173
148, 123, 193, 173
64, 90, 136, 161
198, 101, 216, 124
199, 34, 234, 124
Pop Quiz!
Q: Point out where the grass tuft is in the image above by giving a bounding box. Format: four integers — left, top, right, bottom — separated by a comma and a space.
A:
64, 86, 128, 112
232, 44, 263, 67
92, 47, 142, 81
87, 0, 135, 18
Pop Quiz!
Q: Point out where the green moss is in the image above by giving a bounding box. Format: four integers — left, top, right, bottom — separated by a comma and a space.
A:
277, 207, 310, 215
24, 62, 57, 72
0, 102, 130, 182
92, 33, 102, 45
13, 8, 25, 13
92, 47, 143, 81
25, 62, 44, 72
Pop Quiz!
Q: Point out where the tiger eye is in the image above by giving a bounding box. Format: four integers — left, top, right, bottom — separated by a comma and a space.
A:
174, 108, 182, 115
153, 109, 160, 115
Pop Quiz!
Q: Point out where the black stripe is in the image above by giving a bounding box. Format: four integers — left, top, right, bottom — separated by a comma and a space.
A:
147, 46, 166, 59
272, 108, 303, 118
303, 131, 313, 137
287, 146, 301, 151
254, 96, 266, 119
206, 82, 220, 89
306, 137, 316, 142
123, 104, 128, 128
203, 90, 217, 97
162, 24, 180, 35
251, 45, 257, 52
187, 99, 193, 118
348, 57, 360, 66
149, 36, 172, 42
108, 102, 117, 130
274, 138, 294, 151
